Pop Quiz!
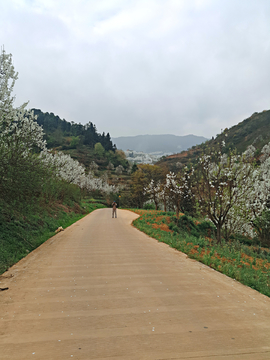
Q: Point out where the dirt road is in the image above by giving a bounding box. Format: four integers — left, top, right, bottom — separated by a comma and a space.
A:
1, 208, 270, 359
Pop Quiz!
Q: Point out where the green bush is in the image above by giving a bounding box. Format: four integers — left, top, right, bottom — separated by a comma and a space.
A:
170, 214, 216, 238
253, 210, 270, 246
143, 203, 156, 210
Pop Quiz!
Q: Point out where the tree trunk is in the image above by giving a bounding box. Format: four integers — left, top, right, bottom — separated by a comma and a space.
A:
164, 199, 167, 212
216, 224, 221, 244
176, 205, 179, 219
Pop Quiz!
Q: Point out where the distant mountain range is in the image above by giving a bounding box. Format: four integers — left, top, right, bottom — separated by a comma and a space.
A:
112, 134, 208, 154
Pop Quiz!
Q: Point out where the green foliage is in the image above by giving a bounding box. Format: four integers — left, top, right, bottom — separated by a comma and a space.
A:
179, 186, 195, 216
169, 214, 216, 238
197, 220, 216, 237
0, 143, 84, 212
94, 142, 105, 157
0, 148, 49, 210
252, 210, 270, 246
70, 136, 80, 149
130, 171, 148, 208
143, 203, 156, 210
131, 164, 138, 173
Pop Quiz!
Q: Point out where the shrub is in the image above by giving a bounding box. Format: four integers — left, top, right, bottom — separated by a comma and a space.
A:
143, 202, 156, 210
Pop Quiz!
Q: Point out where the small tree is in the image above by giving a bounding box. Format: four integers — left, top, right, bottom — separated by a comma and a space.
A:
131, 169, 148, 208
94, 142, 105, 157
157, 182, 170, 212
70, 136, 80, 148
115, 164, 124, 175
131, 163, 138, 173
144, 179, 161, 210
176, 161, 184, 170
107, 161, 114, 171
90, 161, 99, 174
164, 172, 183, 218
126, 164, 132, 175
178, 167, 195, 216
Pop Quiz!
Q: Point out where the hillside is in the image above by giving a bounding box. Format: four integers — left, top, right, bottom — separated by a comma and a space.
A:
112, 134, 208, 154
157, 109, 270, 171
33, 108, 115, 152
32, 109, 128, 170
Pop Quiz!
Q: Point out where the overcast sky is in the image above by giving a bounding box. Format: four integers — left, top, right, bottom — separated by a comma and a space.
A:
1, 0, 270, 138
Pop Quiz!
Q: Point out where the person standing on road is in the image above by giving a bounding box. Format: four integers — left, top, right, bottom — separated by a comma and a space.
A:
112, 201, 117, 218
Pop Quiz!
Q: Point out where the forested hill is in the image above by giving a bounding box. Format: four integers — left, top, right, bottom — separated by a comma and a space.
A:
32, 108, 115, 152
157, 109, 270, 171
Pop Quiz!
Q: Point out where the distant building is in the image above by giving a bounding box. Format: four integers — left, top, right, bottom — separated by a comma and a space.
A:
124, 150, 172, 164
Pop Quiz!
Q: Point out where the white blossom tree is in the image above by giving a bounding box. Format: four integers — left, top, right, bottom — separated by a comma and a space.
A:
157, 182, 170, 212
0, 48, 47, 204
90, 161, 99, 174
40, 150, 86, 187
164, 172, 183, 218
40, 149, 122, 196
0, 47, 25, 123
163, 167, 194, 217
115, 164, 124, 175
220, 145, 270, 241
107, 161, 114, 171
194, 146, 256, 243
84, 171, 121, 195
143, 179, 162, 210
239, 143, 270, 242
0, 48, 45, 152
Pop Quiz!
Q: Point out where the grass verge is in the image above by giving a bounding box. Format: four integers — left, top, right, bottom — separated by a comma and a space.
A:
0, 199, 105, 275
131, 209, 270, 297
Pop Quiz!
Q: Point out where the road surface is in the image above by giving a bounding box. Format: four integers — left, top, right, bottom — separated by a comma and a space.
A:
0, 208, 270, 359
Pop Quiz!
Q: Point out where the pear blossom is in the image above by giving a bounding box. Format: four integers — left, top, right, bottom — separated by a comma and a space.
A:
40, 149, 121, 195
115, 165, 124, 175
194, 146, 256, 243
164, 172, 183, 218
40, 150, 85, 186
0, 48, 46, 153
144, 179, 162, 210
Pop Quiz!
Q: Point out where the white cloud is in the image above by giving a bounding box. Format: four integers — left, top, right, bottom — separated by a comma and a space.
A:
1, 0, 270, 138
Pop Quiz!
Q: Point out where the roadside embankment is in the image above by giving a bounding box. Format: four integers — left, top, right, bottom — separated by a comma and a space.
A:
0, 199, 105, 275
